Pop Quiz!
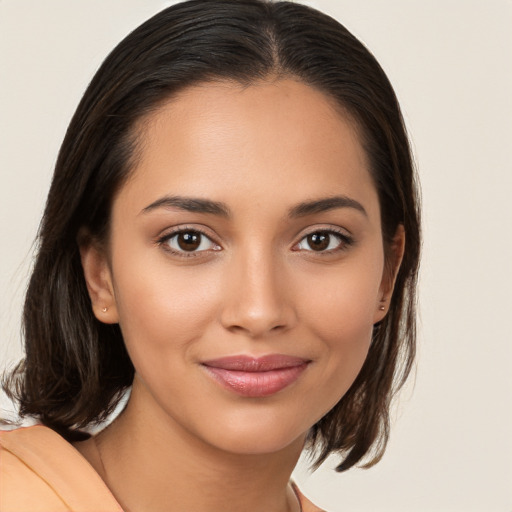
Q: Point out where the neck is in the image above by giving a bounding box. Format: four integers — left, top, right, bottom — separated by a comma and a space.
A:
89, 379, 305, 512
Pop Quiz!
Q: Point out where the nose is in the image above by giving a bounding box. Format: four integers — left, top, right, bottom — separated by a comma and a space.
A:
219, 248, 297, 338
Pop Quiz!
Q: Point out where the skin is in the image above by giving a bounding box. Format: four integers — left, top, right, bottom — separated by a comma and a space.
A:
77, 79, 404, 512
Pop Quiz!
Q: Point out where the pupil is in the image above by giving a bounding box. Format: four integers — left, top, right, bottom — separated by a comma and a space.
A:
308, 232, 329, 251
178, 231, 201, 251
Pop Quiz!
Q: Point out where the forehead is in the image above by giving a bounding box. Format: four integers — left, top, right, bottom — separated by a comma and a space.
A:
117, 79, 379, 221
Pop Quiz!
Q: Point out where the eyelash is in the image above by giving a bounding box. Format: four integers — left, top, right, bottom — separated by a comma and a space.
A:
293, 228, 354, 254
156, 227, 354, 258
157, 226, 220, 258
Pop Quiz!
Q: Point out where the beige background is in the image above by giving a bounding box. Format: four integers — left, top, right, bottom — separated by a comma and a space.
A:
1, 1, 511, 510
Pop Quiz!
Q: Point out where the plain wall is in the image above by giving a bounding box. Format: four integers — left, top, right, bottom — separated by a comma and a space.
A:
1, 1, 511, 510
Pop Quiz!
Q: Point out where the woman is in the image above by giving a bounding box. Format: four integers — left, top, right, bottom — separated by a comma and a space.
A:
0, 1, 420, 511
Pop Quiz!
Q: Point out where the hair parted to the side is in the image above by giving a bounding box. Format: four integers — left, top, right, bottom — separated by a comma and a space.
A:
3, 0, 420, 472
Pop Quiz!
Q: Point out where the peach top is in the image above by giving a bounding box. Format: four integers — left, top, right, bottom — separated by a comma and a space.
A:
0, 425, 325, 512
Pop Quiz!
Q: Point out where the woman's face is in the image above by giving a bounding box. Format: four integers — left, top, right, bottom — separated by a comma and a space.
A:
85, 79, 396, 455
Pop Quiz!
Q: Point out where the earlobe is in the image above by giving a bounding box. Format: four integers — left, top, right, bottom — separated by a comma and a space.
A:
79, 239, 119, 324
374, 224, 405, 323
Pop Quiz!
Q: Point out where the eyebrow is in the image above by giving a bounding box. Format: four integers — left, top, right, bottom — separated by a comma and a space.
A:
141, 194, 367, 218
141, 196, 230, 217
288, 195, 367, 218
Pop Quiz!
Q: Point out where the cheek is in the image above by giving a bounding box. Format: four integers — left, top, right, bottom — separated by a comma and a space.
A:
299, 257, 383, 339
110, 250, 222, 359
294, 256, 384, 396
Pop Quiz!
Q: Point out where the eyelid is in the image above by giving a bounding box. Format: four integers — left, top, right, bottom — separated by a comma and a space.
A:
292, 226, 354, 253
156, 225, 222, 257
155, 224, 353, 257
293, 223, 353, 239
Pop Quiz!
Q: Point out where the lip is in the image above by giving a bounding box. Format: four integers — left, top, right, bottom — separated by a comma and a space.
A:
201, 355, 310, 397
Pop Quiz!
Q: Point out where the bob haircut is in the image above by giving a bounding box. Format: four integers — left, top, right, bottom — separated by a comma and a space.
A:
4, 0, 420, 472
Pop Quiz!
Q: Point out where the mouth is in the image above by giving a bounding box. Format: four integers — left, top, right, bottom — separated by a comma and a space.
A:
201, 354, 311, 398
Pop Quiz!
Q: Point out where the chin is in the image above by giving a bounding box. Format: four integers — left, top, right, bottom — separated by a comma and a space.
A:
211, 428, 306, 457
194, 408, 312, 457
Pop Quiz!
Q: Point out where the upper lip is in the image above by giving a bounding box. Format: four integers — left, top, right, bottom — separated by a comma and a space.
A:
201, 354, 310, 372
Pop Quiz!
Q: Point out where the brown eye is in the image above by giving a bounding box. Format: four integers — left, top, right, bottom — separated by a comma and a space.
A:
164, 230, 219, 254
306, 232, 330, 251
295, 230, 351, 253
177, 231, 201, 251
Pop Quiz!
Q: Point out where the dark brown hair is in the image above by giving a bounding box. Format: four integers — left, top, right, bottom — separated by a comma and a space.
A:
3, 0, 420, 472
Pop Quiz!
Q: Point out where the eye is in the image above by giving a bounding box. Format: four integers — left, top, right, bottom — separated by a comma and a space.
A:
295, 230, 352, 252
161, 229, 220, 255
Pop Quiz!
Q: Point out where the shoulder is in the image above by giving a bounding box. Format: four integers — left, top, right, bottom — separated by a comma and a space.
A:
0, 426, 122, 512
1, 426, 70, 511
292, 482, 329, 512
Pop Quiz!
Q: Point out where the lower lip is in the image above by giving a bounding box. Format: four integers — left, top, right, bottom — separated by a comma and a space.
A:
202, 364, 309, 398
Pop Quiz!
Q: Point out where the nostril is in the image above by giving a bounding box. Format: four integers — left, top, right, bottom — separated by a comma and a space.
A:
224, 321, 289, 338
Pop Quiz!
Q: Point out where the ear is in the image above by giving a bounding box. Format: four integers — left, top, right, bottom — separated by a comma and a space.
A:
79, 238, 119, 324
374, 224, 405, 323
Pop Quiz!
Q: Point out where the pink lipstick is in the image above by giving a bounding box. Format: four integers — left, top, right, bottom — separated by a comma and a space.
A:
201, 355, 310, 397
